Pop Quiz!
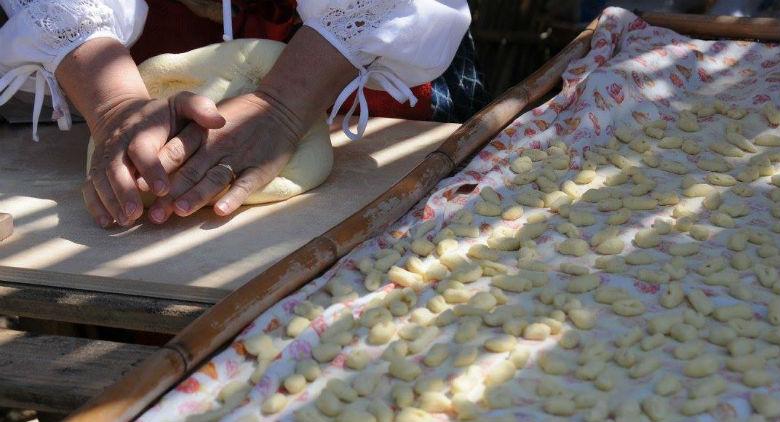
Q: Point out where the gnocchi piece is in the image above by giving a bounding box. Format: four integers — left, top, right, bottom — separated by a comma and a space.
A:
569, 308, 596, 330
689, 374, 727, 399
595, 237, 625, 255
681, 397, 718, 416
612, 299, 646, 317
654, 374, 682, 396
756, 133, 780, 146
244, 334, 279, 361
641, 395, 669, 421
629, 355, 661, 378
523, 322, 551, 341
556, 238, 589, 256
368, 320, 396, 345
501, 204, 524, 220
569, 210, 597, 226
751, 393, 780, 418
605, 209, 631, 227
262, 393, 288, 415
668, 242, 699, 257
484, 360, 516, 386
567, 274, 600, 293
743, 368, 773, 387
312, 342, 342, 363
683, 354, 719, 378
623, 197, 658, 210
574, 169, 597, 184
484, 334, 517, 353
686, 289, 713, 315
660, 283, 684, 308
683, 183, 715, 198
295, 359, 321, 383
453, 345, 478, 367
675, 341, 704, 360
388, 358, 422, 381
560, 262, 589, 275
543, 397, 576, 416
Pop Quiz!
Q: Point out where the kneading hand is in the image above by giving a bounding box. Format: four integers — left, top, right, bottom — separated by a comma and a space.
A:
147, 91, 302, 223
84, 92, 225, 227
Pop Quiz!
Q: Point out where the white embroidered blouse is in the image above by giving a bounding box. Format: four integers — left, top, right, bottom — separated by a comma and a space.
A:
0, 0, 470, 140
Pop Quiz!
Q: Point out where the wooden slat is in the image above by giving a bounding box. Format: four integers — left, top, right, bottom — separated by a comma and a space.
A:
641, 12, 780, 42
67, 18, 600, 422
0, 213, 11, 242
0, 328, 157, 413
0, 282, 209, 334
0, 266, 228, 304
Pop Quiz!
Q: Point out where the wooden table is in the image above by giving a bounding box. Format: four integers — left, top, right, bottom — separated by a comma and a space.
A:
0, 116, 457, 413
0, 117, 457, 333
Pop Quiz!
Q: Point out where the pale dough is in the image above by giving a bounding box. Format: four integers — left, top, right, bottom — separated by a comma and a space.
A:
86, 39, 333, 205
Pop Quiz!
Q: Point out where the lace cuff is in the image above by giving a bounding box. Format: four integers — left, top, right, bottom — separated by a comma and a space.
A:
0, 0, 147, 140
298, 0, 470, 139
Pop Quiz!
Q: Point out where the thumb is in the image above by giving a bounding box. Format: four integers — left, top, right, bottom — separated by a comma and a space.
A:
171, 91, 226, 133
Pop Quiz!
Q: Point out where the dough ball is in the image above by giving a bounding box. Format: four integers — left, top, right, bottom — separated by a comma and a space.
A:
86, 38, 333, 206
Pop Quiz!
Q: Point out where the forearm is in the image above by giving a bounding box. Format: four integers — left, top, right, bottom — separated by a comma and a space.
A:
55, 37, 149, 136
250, 26, 358, 135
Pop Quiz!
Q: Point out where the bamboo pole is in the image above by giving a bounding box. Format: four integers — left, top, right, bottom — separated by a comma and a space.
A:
67, 18, 600, 422
640, 11, 780, 42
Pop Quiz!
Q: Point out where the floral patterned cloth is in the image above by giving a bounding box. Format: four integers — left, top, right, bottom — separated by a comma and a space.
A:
140, 7, 780, 421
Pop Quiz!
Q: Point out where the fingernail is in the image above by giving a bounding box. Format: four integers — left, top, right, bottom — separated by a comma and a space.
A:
98, 216, 110, 227
175, 200, 190, 213
153, 181, 167, 195
216, 201, 229, 214
150, 208, 165, 222
125, 202, 137, 216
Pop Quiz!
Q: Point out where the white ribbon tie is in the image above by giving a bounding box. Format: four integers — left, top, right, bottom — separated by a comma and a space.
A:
328, 67, 418, 141
0, 64, 72, 142
222, 0, 234, 41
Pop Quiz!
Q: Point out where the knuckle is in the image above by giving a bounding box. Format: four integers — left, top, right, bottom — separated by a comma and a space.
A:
177, 165, 202, 186
205, 166, 234, 186
162, 141, 186, 165
232, 178, 254, 196
126, 141, 145, 159
251, 166, 276, 186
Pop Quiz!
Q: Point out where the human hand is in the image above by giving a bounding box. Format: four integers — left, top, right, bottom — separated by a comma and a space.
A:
147, 91, 302, 223
84, 92, 225, 227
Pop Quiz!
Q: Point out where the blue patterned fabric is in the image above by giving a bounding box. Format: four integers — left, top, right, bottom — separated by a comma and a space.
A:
431, 31, 491, 123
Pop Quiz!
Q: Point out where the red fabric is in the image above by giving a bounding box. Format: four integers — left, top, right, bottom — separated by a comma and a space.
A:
130, 0, 225, 63
235, 0, 300, 41
130, 0, 433, 121
335, 83, 433, 121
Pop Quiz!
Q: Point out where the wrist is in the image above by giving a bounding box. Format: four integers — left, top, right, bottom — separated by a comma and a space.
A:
239, 89, 306, 146
55, 37, 150, 134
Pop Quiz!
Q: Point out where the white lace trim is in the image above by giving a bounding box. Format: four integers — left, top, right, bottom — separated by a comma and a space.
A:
22, 0, 116, 52
318, 0, 402, 66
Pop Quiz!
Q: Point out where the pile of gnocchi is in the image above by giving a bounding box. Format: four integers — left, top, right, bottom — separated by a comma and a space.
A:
217, 101, 780, 422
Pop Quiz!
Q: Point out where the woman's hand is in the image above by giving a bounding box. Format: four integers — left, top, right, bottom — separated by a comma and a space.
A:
56, 38, 225, 227
85, 92, 225, 227
146, 26, 358, 223
146, 91, 301, 223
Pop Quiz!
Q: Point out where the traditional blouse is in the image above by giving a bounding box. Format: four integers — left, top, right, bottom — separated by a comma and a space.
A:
0, 0, 471, 140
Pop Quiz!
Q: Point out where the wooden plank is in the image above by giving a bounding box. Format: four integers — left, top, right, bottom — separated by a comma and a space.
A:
0, 328, 157, 413
0, 282, 209, 334
67, 18, 600, 422
0, 118, 456, 294
0, 266, 228, 304
641, 12, 780, 42
0, 213, 11, 242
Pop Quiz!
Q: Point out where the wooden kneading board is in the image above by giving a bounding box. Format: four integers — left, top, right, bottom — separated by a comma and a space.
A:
0, 117, 458, 297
